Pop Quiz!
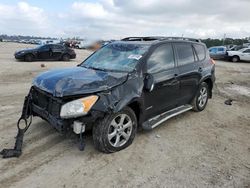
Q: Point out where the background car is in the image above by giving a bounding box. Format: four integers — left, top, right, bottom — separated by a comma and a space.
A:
14, 44, 76, 62
208, 46, 227, 60
226, 48, 250, 62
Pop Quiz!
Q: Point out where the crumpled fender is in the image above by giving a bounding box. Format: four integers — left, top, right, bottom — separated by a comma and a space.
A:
92, 71, 144, 113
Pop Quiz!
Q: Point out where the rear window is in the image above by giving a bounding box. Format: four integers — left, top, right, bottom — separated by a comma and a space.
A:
193, 44, 206, 60
175, 43, 195, 66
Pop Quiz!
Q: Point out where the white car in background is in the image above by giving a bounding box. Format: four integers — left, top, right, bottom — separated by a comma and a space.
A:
227, 48, 250, 62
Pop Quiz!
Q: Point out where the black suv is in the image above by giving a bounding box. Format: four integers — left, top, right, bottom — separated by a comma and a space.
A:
14, 44, 76, 62
20, 37, 215, 153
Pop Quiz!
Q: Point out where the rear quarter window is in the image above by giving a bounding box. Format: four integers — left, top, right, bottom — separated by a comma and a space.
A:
175, 43, 194, 66
193, 44, 206, 61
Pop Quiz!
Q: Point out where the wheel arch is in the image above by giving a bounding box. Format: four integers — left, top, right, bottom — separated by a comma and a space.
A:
231, 55, 240, 61
200, 77, 213, 98
127, 99, 143, 126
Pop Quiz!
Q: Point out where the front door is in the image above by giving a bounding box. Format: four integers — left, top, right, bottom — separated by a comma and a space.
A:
144, 43, 180, 119
37, 45, 51, 60
240, 49, 250, 61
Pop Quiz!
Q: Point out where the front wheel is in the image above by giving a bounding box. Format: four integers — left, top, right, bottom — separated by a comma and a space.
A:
231, 56, 240, 62
93, 107, 137, 153
25, 54, 33, 62
192, 82, 209, 112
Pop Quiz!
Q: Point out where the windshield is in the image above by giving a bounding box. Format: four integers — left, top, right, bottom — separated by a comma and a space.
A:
82, 43, 149, 72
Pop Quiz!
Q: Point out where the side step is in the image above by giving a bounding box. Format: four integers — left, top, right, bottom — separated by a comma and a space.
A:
142, 105, 193, 130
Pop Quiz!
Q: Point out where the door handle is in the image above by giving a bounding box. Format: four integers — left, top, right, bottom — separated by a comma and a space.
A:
198, 67, 203, 72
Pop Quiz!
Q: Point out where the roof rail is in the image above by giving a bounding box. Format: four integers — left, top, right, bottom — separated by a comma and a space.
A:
121, 36, 201, 43
162, 37, 201, 43
121, 37, 165, 41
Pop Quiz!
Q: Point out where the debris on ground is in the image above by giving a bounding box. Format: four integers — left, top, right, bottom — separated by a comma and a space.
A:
40, 63, 46, 68
156, 134, 161, 138
118, 168, 122, 172
224, 99, 233, 105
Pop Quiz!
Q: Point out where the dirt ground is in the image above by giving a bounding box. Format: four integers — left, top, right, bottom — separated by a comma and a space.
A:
0, 42, 249, 188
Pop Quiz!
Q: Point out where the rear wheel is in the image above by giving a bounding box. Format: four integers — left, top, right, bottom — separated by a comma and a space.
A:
25, 54, 33, 62
192, 82, 209, 112
93, 107, 137, 153
231, 56, 240, 62
62, 54, 70, 61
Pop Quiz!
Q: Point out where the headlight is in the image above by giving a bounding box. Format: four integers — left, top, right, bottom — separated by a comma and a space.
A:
60, 95, 98, 119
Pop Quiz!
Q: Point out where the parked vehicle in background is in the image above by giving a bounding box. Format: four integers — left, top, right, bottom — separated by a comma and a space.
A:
21, 36, 215, 153
226, 48, 250, 62
208, 46, 227, 60
14, 44, 76, 62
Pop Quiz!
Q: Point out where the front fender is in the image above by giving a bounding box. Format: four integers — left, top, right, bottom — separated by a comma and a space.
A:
92, 72, 144, 113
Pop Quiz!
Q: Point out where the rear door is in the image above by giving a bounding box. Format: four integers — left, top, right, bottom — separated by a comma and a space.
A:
144, 43, 180, 119
51, 44, 64, 60
174, 42, 203, 105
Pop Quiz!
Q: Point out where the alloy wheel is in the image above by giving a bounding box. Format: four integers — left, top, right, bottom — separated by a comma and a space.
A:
198, 87, 208, 108
108, 114, 133, 148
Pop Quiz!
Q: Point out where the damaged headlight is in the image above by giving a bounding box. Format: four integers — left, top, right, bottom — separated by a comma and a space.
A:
60, 95, 98, 119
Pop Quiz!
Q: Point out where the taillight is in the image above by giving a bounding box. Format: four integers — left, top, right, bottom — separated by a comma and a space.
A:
210, 58, 216, 65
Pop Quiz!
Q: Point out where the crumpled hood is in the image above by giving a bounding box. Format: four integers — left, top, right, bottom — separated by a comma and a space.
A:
33, 67, 128, 97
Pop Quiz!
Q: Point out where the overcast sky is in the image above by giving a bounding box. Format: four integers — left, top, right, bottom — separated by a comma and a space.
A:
0, 0, 250, 39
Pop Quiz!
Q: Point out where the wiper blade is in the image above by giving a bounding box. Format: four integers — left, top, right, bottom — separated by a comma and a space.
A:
84, 65, 108, 72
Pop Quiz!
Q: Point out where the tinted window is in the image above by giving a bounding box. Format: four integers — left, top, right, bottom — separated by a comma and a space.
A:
243, 49, 250, 53
218, 48, 225, 52
209, 48, 217, 53
147, 44, 175, 73
175, 43, 194, 66
39, 45, 50, 50
52, 45, 63, 50
193, 44, 206, 60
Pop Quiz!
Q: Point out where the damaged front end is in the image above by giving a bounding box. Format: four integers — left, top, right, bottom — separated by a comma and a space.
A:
0, 70, 144, 158
1, 41, 148, 158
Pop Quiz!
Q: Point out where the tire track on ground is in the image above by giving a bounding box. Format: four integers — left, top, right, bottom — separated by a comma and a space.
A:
0, 134, 64, 173
0, 145, 70, 188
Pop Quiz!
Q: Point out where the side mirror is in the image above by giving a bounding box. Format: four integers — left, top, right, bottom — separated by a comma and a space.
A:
144, 74, 155, 92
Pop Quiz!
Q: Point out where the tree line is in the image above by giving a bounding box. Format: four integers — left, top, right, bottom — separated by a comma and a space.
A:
201, 38, 250, 48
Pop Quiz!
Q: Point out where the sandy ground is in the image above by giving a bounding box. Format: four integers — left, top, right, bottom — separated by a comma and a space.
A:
0, 42, 249, 188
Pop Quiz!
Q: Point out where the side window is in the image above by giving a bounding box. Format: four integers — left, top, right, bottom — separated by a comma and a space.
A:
193, 44, 206, 61
52, 45, 63, 50
218, 48, 225, 52
209, 48, 217, 53
147, 44, 175, 73
175, 43, 195, 66
243, 49, 250, 53
40, 45, 49, 50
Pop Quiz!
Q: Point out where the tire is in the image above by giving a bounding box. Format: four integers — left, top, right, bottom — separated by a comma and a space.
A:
192, 82, 209, 112
25, 54, 33, 62
231, 56, 239, 62
62, 54, 70, 61
93, 107, 137, 153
